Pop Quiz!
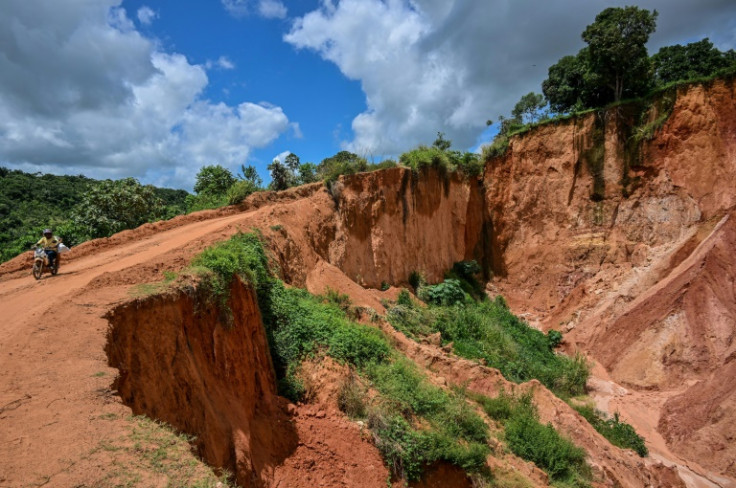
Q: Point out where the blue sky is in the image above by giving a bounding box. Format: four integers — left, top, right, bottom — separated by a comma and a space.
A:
126, 0, 367, 168
1, 0, 735, 190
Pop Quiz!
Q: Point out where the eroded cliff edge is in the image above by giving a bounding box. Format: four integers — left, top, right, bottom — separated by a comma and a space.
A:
99, 78, 736, 487
484, 78, 736, 481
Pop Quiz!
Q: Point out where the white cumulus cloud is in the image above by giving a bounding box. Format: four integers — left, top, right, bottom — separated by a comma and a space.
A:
205, 55, 236, 70
259, 0, 287, 19
0, 0, 291, 189
136, 6, 156, 25
221, 0, 287, 19
285, 0, 736, 156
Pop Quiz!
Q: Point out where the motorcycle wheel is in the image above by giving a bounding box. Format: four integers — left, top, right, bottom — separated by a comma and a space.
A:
32, 262, 43, 280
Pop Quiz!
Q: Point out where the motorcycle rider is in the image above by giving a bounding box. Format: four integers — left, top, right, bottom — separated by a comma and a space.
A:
35, 228, 62, 270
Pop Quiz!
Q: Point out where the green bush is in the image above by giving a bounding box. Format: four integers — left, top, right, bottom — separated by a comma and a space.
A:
400, 146, 454, 172
572, 405, 648, 457
547, 330, 563, 349
505, 410, 587, 483
418, 279, 467, 306
188, 233, 491, 482
191, 231, 270, 300
396, 288, 413, 307
185, 193, 229, 213
226, 180, 259, 205
445, 260, 486, 300
408, 270, 425, 291
387, 297, 589, 398
475, 391, 590, 485
398, 146, 483, 177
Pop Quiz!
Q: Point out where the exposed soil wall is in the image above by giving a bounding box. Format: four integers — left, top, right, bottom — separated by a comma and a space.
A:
328, 166, 490, 288
483, 78, 736, 482
95, 78, 736, 486
106, 278, 296, 487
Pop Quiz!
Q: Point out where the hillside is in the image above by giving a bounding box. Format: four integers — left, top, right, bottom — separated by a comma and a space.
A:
1, 77, 735, 488
0, 169, 189, 262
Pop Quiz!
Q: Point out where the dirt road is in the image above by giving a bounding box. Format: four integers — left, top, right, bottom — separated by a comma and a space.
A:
0, 210, 255, 487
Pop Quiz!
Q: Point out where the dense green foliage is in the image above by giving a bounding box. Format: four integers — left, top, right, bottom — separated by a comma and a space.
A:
582, 7, 658, 102
387, 292, 589, 398
652, 38, 736, 85
187, 164, 266, 210
189, 233, 491, 482
0, 168, 187, 263
417, 279, 467, 306
572, 404, 648, 457
512, 92, 548, 124
475, 391, 589, 485
535, 8, 735, 119
191, 232, 272, 300
71, 178, 166, 239
399, 145, 483, 177
193, 165, 236, 196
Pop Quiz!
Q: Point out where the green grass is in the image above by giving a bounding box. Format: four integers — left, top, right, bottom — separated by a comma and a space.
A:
399, 146, 483, 177
571, 404, 648, 457
474, 391, 590, 487
387, 294, 589, 399
188, 232, 492, 482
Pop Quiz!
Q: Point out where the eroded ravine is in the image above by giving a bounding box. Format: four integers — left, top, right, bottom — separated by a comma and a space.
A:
2, 78, 736, 487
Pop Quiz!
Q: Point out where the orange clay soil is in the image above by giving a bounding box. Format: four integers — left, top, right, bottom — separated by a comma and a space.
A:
2, 78, 736, 488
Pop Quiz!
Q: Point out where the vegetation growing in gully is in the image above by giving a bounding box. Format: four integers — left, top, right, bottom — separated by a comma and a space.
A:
132, 222, 650, 484
187, 232, 491, 482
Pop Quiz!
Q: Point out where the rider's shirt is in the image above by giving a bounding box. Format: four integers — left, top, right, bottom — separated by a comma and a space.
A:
36, 236, 60, 250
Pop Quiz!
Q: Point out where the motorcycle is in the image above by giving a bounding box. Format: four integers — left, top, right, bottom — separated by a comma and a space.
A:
31, 246, 59, 280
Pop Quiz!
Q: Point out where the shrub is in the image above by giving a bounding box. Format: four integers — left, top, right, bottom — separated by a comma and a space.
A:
366, 359, 491, 481
445, 261, 485, 300
337, 373, 367, 418
226, 180, 258, 205
185, 193, 229, 213
397, 288, 413, 307
505, 410, 587, 482
475, 391, 590, 485
547, 330, 563, 349
387, 297, 589, 398
191, 231, 270, 300
399, 146, 453, 172
481, 136, 511, 160
418, 279, 467, 306
572, 404, 648, 457
408, 270, 425, 291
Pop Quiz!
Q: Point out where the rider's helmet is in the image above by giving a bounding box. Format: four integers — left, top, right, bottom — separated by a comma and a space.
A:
43, 228, 52, 237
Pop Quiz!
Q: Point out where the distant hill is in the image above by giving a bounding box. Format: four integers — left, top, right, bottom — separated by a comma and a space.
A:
0, 167, 188, 263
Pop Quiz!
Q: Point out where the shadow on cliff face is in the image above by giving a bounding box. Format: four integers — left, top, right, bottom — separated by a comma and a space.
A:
105, 278, 298, 487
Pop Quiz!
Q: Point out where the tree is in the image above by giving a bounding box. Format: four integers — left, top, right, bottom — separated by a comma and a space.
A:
542, 49, 608, 113
512, 92, 548, 124
284, 153, 301, 173
432, 132, 452, 151
71, 178, 165, 238
268, 160, 294, 191
194, 165, 236, 195
297, 163, 318, 184
652, 38, 736, 85
317, 151, 368, 182
239, 164, 262, 188
581, 6, 658, 102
